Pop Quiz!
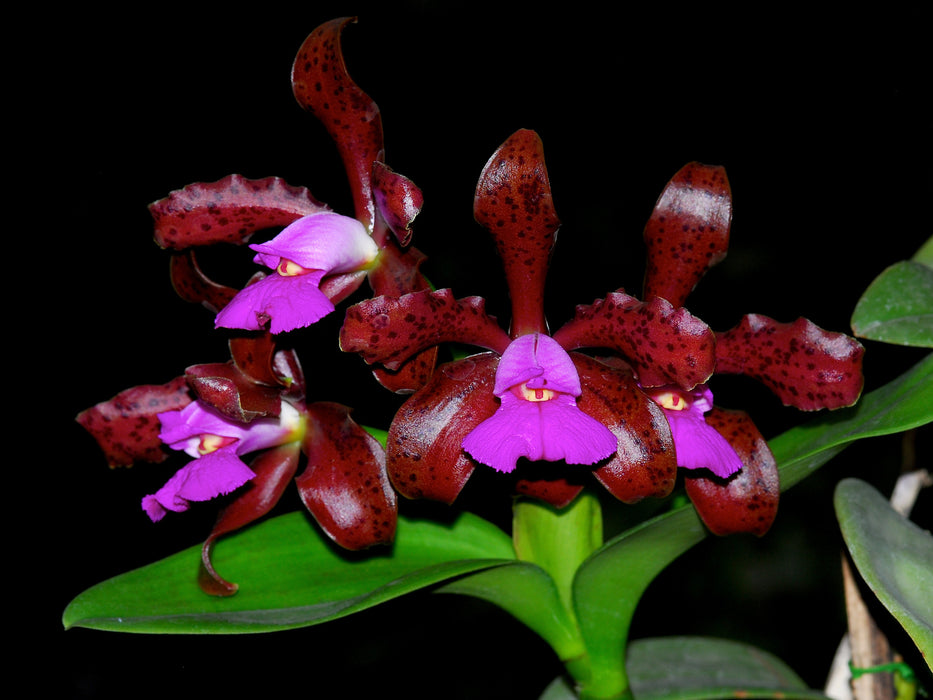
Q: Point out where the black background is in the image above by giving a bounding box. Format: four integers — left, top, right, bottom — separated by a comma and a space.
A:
25, 2, 931, 697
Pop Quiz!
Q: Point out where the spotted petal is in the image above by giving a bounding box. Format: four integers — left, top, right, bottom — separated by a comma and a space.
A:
684, 407, 779, 536
474, 129, 559, 336
151, 174, 329, 250
387, 354, 500, 503
340, 289, 511, 370
75, 377, 192, 467
291, 18, 383, 231
572, 355, 679, 503
642, 162, 732, 307
297, 402, 396, 550
552, 292, 716, 390
715, 314, 865, 410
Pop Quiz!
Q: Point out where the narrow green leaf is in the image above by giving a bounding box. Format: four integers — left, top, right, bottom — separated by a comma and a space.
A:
835, 478, 933, 665
625, 636, 828, 700
63, 510, 515, 633
851, 260, 933, 347
770, 353, 933, 491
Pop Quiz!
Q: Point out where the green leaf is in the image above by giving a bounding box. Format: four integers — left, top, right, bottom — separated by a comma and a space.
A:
770, 353, 933, 491
63, 510, 515, 633
625, 636, 829, 700
835, 478, 933, 665
851, 260, 933, 347
538, 636, 827, 700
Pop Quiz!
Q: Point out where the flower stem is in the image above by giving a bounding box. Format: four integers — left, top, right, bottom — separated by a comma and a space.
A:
512, 491, 609, 694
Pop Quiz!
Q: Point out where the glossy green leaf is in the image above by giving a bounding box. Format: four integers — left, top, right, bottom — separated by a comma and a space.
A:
851, 259, 933, 347
835, 478, 933, 665
539, 636, 826, 700
63, 510, 514, 633
770, 353, 933, 491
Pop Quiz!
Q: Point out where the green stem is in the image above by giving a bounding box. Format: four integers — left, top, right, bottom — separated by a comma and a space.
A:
513, 491, 622, 696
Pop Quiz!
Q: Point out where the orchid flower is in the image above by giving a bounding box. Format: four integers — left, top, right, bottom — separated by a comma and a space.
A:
141, 399, 304, 522
148, 18, 435, 393
214, 213, 379, 334
554, 162, 865, 534
341, 130, 718, 509
77, 332, 396, 594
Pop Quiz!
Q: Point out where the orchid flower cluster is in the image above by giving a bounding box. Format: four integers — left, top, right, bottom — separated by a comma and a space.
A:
77, 19, 866, 597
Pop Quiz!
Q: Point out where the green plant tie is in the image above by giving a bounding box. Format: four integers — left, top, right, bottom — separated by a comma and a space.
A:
849, 661, 915, 681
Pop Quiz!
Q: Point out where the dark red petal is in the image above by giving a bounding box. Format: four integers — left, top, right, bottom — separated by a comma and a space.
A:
227, 334, 306, 401
185, 362, 283, 422
571, 355, 678, 503
150, 175, 328, 250
76, 377, 192, 467
373, 162, 423, 247
474, 129, 559, 337
169, 251, 238, 313
291, 18, 384, 231
642, 162, 732, 308
365, 240, 439, 393
715, 314, 865, 410
340, 289, 511, 370
297, 402, 396, 550
198, 442, 301, 596
387, 354, 499, 504
513, 473, 585, 509
552, 292, 716, 390
684, 407, 779, 537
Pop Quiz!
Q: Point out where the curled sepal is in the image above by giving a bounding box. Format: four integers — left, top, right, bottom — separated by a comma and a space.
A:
373, 162, 423, 247
198, 442, 301, 596
228, 334, 306, 401
291, 18, 384, 231
169, 251, 238, 312
297, 402, 396, 549
642, 162, 732, 308
387, 354, 500, 504
340, 289, 512, 370
185, 362, 283, 423
150, 175, 328, 250
715, 314, 865, 410
552, 292, 716, 390
684, 407, 779, 536
573, 355, 679, 503
474, 129, 559, 337
76, 377, 192, 467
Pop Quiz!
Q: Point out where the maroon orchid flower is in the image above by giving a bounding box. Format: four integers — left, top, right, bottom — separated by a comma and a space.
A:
77, 331, 395, 595
341, 130, 720, 510
555, 162, 865, 535
148, 17, 436, 393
